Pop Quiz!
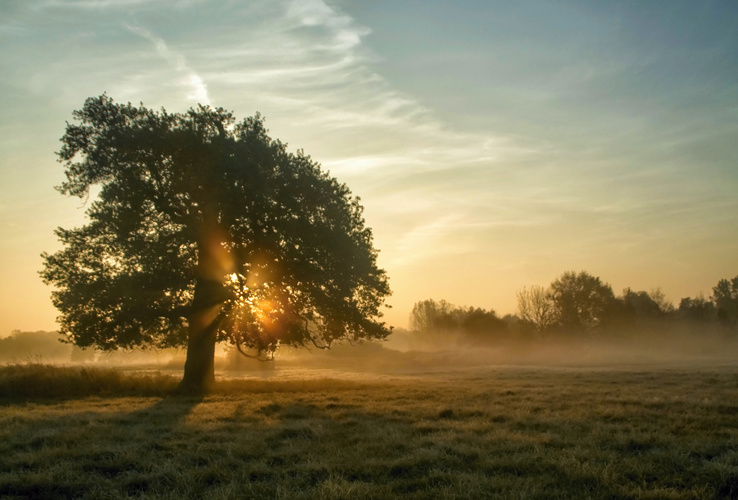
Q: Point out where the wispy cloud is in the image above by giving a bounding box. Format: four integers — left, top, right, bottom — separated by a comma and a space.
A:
390, 214, 475, 268
124, 23, 210, 105
178, 0, 528, 268
38, 0, 158, 9
286, 0, 366, 50
191, 0, 515, 167
37, 0, 207, 9
0, 20, 27, 36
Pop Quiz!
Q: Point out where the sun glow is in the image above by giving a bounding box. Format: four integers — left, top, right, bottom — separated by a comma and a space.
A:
223, 270, 286, 359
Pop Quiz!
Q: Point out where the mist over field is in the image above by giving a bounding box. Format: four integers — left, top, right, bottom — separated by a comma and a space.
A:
4, 326, 737, 379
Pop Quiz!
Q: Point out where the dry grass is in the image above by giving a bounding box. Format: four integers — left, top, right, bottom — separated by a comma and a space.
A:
1, 363, 737, 499
0, 364, 179, 399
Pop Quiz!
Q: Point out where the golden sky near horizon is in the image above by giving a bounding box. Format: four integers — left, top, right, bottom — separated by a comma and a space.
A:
1, 0, 737, 336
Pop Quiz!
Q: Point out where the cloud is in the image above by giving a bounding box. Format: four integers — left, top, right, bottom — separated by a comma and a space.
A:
286, 0, 368, 50
124, 23, 211, 106
389, 214, 474, 268
0, 20, 27, 36
36, 0, 208, 9
186, 1, 531, 266
191, 1, 520, 182
37, 0, 157, 9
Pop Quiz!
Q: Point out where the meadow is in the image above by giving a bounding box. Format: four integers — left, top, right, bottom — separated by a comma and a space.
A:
1, 360, 737, 499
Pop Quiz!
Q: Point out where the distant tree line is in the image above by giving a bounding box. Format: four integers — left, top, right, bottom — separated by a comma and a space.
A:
409, 299, 509, 346
0, 330, 188, 365
410, 272, 738, 345
0, 331, 94, 363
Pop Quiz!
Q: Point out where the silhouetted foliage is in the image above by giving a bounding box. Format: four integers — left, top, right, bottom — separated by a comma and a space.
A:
410, 272, 738, 351
457, 306, 508, 345
409, 299, 456, 333
620, 288, 662, 319
409, 299, 506, 345
41, 95, 391, 391
549, 271, 617, 333
599, 288, 675, 339
648, 288, 675, 315
712, 276, 738, 327
615, 288, 666, 327
678, 295, 716, 323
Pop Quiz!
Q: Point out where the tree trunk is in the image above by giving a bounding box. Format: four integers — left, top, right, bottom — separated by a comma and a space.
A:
179, 215, 232, 393
179, 279, 223, 392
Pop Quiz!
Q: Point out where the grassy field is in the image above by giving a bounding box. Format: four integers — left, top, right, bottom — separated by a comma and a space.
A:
1, 362, 737, 499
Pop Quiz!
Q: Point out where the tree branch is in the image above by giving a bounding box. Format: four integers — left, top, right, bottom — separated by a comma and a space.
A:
234, 338, 275, 362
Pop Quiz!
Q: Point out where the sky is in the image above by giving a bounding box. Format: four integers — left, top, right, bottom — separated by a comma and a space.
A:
1, 0, 737, 336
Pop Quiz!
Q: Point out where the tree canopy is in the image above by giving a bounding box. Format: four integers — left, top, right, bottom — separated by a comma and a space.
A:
41, 95, 391, 391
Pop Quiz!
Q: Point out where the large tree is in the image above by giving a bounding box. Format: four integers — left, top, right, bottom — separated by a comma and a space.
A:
41, 95, 391, 392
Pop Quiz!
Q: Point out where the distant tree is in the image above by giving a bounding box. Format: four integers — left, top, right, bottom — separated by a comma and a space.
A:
620, 288, 663, 319
712, 276, 738, 327
409, 299, 456, 332
409, 299, 506, 345
611, 288, 670, 334
549, 271, 617, 332
456, 306, 507, 345
516, 285, 557, 334
677, 295, 715, 322
41, 95, 391, 392
0, 331, 73, 362
501, 313, 533, 339
649, 288, 675, 314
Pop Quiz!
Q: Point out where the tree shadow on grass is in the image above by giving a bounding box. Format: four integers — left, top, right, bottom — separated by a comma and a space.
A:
0, 388, 470, 498
0, 392, 204, 499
